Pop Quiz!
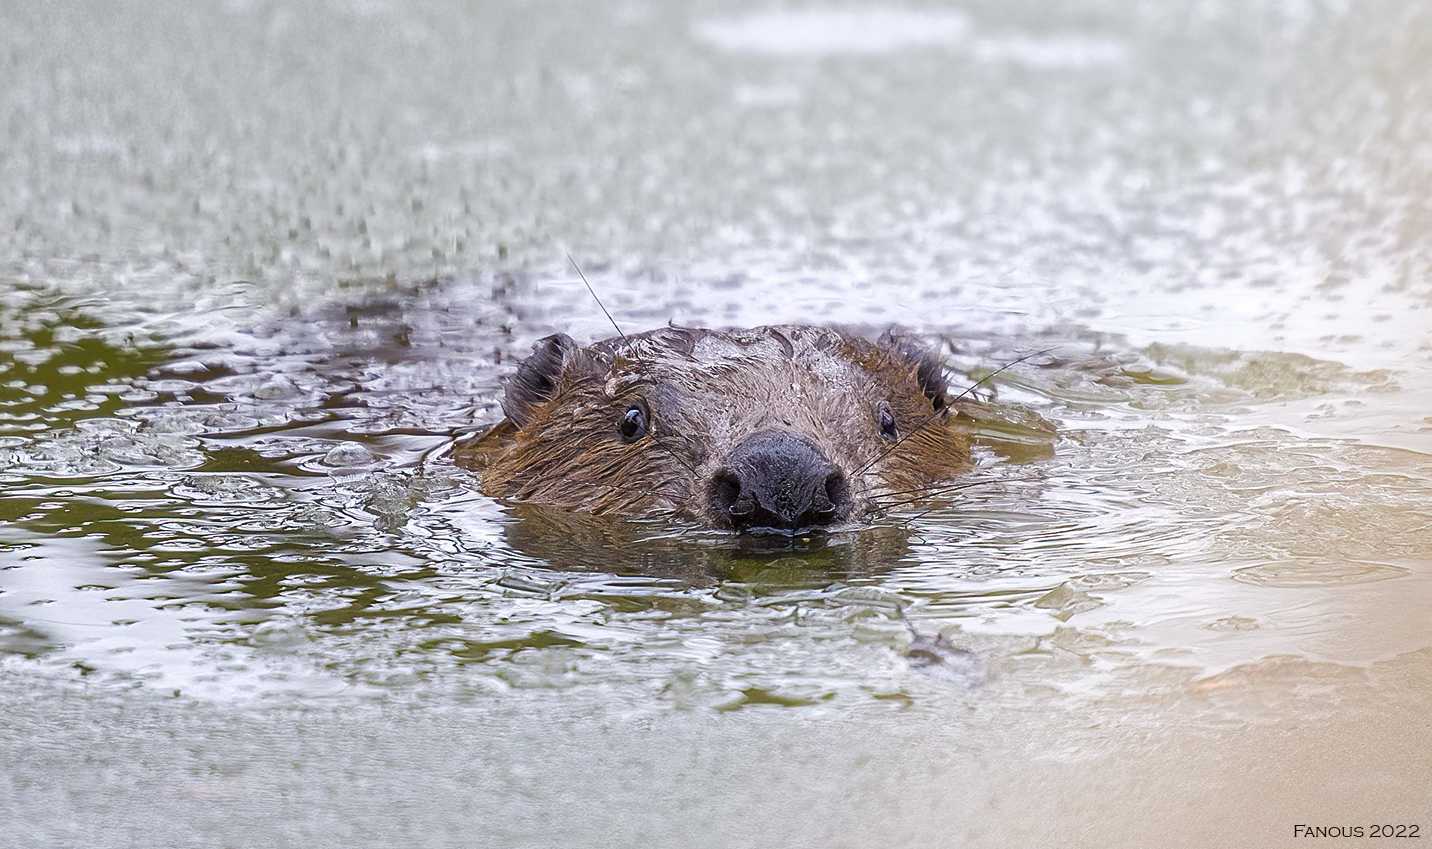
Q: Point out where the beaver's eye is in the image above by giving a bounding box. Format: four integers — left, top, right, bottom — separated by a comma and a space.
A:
619, 402, 649, 443
877, 401, 897, 441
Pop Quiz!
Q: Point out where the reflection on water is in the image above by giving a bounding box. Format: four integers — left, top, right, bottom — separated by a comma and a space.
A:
2, 273, 1428, 715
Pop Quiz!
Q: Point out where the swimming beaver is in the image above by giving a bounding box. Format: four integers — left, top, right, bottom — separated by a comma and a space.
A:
452, 325, 973, 534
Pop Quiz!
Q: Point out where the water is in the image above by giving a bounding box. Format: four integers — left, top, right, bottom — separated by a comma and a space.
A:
3, 1, 1431, 846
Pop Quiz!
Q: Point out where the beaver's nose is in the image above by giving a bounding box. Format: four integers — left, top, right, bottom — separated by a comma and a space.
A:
709, 430, 852, 533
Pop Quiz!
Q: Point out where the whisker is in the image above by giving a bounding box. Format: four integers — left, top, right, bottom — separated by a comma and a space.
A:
648, 429, 703, 480
871, 490, 976, 515
865, 474, 1025, 500
568, 252, 630, 345
567, 252, 703, 481
869, 475, 1040, 515
580, 480, 689, 503
868, 477, 1011, 504
946, 345, 1058, 405
899, 505, 941, 528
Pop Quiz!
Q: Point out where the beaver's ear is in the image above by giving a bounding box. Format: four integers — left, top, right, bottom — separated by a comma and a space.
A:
503, 333, 580, 427
879, 330, 948, 411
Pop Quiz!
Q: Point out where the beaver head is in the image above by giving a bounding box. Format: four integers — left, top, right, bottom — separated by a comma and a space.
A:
453, 325, 970, 534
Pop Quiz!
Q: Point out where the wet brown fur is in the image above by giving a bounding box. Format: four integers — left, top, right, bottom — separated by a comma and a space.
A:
452, 325, 971, 527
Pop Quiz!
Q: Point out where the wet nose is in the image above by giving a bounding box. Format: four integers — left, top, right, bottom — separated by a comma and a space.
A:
709, 430, 852, 533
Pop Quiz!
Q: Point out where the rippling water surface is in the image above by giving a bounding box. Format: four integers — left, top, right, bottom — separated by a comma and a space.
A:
3, 1, 1431, 846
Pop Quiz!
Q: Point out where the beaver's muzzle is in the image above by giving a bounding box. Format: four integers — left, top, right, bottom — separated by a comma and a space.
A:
709, 430, 853, 533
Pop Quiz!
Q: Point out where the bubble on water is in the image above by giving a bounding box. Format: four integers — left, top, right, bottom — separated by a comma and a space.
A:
1231, 559, 1409, 588
496, 571, 567, 597
141, 413, 202, 435
322, 442, 377, 468
144, 379, 198, 394
1205, 616, 1260, 632
6, 422, 205, 476
1068, 572, 1151, 592
252, 619, 308, 649
253, 374, 303, 400
828, 586, 906, 610
1033, 582, 1105, 621
171, 473, 286, 505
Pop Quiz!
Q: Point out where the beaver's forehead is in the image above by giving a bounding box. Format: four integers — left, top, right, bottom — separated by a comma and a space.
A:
598, 325, 881, 401
658, 364, 876, 427
678, 363, 864, 403
684, 330, 867, 392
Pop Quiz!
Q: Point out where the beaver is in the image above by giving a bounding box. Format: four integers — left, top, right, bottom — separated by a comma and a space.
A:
452, 325, 974, 534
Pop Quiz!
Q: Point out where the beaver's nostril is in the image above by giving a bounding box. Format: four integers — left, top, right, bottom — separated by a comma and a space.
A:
710, 470, 746, 518
822, 469, 850, 514
715, 432, 854, 532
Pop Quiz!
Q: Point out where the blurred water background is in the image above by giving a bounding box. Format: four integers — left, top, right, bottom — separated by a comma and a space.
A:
2, 1, 1430, 846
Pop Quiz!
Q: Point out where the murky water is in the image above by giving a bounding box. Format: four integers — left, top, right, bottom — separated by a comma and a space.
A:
3, 0, 1430, 846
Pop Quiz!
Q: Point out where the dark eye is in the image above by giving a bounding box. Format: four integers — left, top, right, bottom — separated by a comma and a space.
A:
619, 402, 649, 443
877, 401, 898, 441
